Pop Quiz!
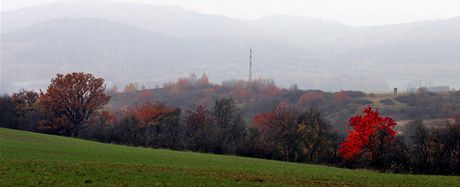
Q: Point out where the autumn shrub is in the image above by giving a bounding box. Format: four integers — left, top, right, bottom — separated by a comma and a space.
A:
339, 106, 397, 169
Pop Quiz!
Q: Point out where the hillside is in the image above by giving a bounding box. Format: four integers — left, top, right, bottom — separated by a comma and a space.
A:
106, 78, 460, 133
1, 128, 459, 186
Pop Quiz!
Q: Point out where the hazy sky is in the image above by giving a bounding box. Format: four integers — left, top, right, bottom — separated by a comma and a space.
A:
2, 0, 460, 26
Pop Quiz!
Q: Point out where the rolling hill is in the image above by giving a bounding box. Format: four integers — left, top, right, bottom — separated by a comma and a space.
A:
1, 128, 459, 186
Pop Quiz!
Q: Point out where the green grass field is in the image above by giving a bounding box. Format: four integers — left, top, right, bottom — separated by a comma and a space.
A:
1, 128, 459, 186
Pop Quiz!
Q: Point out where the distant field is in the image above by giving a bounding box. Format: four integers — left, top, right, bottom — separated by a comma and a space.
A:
1, 128, 459, 186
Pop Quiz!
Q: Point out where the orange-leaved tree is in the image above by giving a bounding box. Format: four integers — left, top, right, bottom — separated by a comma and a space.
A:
39, 72, 110, 137
134, 102, 179, 128
131, 102, 181, 148
339, 106, 397, 166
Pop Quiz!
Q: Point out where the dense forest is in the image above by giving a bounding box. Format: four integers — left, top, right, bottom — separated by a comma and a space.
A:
1, 72, 459, 175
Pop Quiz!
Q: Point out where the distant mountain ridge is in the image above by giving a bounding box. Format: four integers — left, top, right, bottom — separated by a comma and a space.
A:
1, 1, 460, 92
3, 1, 459, 50
1, 17, 313, 91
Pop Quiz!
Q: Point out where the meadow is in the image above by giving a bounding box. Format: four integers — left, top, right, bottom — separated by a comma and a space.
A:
1, 128, 459, 186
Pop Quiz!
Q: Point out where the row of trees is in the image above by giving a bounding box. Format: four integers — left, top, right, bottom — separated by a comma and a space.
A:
91, 99, 247, 154
1, 72, 459, 175
401, 119, 460, 174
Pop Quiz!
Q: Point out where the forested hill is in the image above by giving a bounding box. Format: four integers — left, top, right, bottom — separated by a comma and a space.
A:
107, 75, 460, 132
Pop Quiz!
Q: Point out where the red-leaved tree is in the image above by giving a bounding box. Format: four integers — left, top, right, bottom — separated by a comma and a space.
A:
339, 106, 397, 166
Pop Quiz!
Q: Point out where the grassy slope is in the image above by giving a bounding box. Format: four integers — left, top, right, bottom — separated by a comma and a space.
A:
0, 128, 459, 186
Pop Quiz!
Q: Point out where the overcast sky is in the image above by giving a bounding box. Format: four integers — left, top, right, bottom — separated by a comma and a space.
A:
2, 0, 460, 26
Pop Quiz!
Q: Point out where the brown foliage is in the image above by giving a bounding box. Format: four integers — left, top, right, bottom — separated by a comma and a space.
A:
39, 72, 110, 137
135, 90, 153, 103
123, 82, 139, 93
133, 102, 179, 128
13, 90, 39, 112
253, 79, 282, 96
298, 91, 325, 106
12, 90, 40, 130
252, 103, 338, 162
165, 73, 210, 94
252, 111, 276, 131
87, 110, 118, 126
183, 105, 213, 151
231, 81, 253, 99
334, 91, 350, 104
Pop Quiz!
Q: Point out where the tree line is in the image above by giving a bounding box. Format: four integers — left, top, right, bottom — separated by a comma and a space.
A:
0, 72, 459, 175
